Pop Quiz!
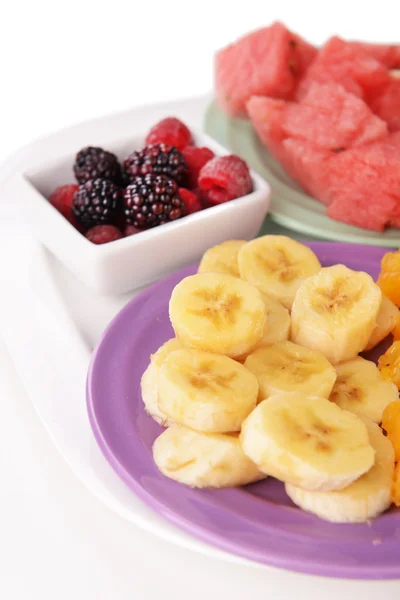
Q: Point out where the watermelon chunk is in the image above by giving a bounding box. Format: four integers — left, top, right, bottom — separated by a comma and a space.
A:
296, 37, 390, 101
247, 83, 387, 153
282, 134, 400, 231
290, 33, 318, 77
348, 41, 400, 69
326, 133, 400, 231
281, 139, 334, 203
368, 79, 400, 132
215, 22, 316, 116
246, 96, 286, 162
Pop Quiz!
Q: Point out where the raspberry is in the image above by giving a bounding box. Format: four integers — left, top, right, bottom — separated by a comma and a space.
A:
198, 155, 253, 205
205, 188, 231, 205
49, 184, 79, 224
182, 146, 215, 188
125, 225, 141, 236
179, 188, 202, 214
124, 174, 186, 229
124, 143, 188, 185
145, 117, 193, 150
392, 462, 400, 507
72, 178, 123, 229
73, 147, 122, 185
85, 225, 123, 244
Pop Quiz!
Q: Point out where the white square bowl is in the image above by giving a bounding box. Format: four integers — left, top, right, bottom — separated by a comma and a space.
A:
8, 128, 270, 295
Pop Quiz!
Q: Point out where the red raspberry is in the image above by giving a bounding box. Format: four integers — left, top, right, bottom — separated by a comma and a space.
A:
125, 225, 141, 236
198, 155, 253, 205
85, 225, 123, 245
49, 184, 79, 223
145, 117, 193, 150
182, 146, 215, 188
205, 189, 230, 205
179, 188, 202, 214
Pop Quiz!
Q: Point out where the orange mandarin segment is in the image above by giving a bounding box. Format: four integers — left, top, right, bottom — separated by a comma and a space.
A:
377, 250, 400, 307
378, 341, 400, 389
393, 313, 400, 341
382, 400, 400, 435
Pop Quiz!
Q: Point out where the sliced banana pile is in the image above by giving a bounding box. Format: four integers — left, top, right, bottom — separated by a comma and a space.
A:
139, 235, 399, 522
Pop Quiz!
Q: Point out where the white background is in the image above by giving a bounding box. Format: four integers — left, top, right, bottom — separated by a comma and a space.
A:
1, 1, 400, 598
1, 0, 399, 164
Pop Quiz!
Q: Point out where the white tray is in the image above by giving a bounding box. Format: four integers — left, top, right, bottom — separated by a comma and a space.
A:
1, 95, 399, 597
0, 95, 256, 567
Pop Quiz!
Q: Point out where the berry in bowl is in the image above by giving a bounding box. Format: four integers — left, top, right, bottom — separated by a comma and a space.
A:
10, 117, 270, 295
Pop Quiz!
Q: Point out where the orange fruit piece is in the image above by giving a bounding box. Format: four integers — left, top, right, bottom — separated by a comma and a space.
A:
392, 463, 400, 507
382, 401, 400, 462
393, 313, 400, 341
377, 250, 400, 307
378, 341, 400, 390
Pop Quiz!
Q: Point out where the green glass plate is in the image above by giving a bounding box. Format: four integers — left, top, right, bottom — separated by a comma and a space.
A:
204, 100, 400, 248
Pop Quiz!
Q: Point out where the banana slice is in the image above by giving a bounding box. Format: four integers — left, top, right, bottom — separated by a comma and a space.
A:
329, 356, 398, 423
158, 349, 259, 432
291, 265, 382, 364
236, 295, 291, 362
141, 338, 183, 426
286, 420, 395, 523
244, 341, 336, 401
198, 240, 247, 278
240, 393, 375, 491
238, 235, 321, 309
365, 295, 399, 351
153, 424, 265, 488
169, 272, 265, 358
258, 294, 291, 347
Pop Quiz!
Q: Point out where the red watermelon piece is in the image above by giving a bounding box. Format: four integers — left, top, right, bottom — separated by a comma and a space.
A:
281, 139, 334, 203
348, 41, 400, 69
246, 96, 286, 162
289, 33, 318, 78
282, 134, 400, 231
246, 96, 335, 200
368, 78, 400, 132
249, 91, 400, 230
247, 83, 387, 154
296, 37, 390, 101
326, 133, 400, 231
215, 22, 316, 116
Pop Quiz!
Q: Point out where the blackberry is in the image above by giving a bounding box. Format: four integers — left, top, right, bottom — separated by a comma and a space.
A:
72, 178, 123, 229
123, 143, 188, 185
124, 174, 186, 229
74, 146, 122, 185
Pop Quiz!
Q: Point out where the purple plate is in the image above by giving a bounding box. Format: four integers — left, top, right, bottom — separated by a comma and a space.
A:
87, 242, 400, 580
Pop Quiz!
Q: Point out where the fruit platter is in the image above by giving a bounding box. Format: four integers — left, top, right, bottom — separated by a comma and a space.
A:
205, 21, 400, 246
88, 234, 400, 578
7, 18, 400, 586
